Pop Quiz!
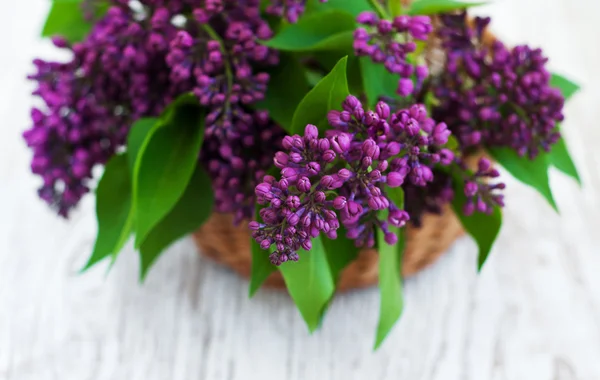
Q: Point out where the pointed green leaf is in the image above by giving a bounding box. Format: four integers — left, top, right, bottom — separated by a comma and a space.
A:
450, 172, 502, 269
290, 56, 350, 134
312, 52, 363, 96
306, 0, 372, 17
127, 118, 158, 173
550, 73, 580, 101
42, 0, 109, 43
346, 56, 365, 96
321, 228, 360, 284
374, 220, 405, 349
261, 10, 355, 52
407, 0, 487, 15
255, 53, 310, 132
488, 147, 558, 212
133, 103, 205, 247
389, 0, 404, 16
305, 69, 325, 87
249, 237, 278, 297
279, 236, 336, 332
385, 186, 405, 209
359, 57, 400, 108
82, 154, 133, 271
547, 132, 581, 185
547, 73, 581, 185
139, 166, 214, 280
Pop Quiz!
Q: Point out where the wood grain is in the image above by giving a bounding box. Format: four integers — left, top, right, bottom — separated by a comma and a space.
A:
1, 0, 600, 379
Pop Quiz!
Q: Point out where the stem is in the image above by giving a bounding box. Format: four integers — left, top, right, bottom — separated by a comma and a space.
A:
201, 24, 234, 106
368, 0, 390, 20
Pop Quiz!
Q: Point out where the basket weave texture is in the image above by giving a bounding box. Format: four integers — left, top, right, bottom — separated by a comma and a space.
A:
192, 5, 491, 291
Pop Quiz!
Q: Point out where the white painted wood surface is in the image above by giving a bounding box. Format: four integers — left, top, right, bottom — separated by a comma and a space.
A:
1, 0, 600, 379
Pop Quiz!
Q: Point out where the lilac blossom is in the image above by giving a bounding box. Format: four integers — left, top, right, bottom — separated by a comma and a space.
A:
252, 96, 454, 264
353, 12, 433, 97
265, 0, 328, 23
432, 12, 565, 159
204, 111, 285, 223
165, 1, 279, 144
25, 1, 279, 218
24, 6, 180, 216
460, 158, 505, 215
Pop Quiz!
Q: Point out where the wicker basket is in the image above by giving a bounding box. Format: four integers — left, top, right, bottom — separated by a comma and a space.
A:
192, 5, 492, 291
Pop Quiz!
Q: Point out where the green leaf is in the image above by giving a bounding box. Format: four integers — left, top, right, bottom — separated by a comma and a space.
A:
321, 228, 360, 284
550, 73, 580, 101
306, 0, 372, 17
547, 132, 582, 185
312, 52, 363, 97
127, 118, 158, 174
450, 172, 502, 269
445, 134, 459, 151
290, 56, 350, 134
42, 0, 108, 43
249, 238, 278, 297
133, 102, 205, 247
347, 56, 365, 96
82, 154, 133, 271
279, 236, 336, 332
359, 57, 400, 108
389, 0, 404, 16
385, 186, 405, 209
547, 73, 581, 184
488, 147, 558, 212
262, 10, 356, 52
255, 53, 310, 132
407, 0, 487, 15
374, 220, 405, 350
305, 69, 325, 87
139, 166, 214, 281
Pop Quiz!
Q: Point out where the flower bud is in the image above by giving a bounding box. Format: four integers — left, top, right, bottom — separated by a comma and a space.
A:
337, 168, 352, 180
297, 177, 312, 193
286, 213, 300, 226
274, 152, 288, 168
260, 240, 271, 250
384, 232, 398, 245
301, 239, 312, 251
305, 124, 318, 139
333, 196, 347, 210
397, 78, 414, 97
464, 181, 478, 197
322, 150, 336, 162
331, 133, 351, 154
387, 171, 405, 187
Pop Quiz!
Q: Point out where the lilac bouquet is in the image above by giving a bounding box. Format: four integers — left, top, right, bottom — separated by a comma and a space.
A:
26, 0, 580, 347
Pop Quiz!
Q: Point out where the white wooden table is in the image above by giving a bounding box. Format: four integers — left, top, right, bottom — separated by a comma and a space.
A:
1, 1, 599, 379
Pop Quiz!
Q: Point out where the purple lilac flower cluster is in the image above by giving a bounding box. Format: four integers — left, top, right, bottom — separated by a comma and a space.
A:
204, 110, 285, 223
165, 1, 279, 143
460, 157, 505, 215
353, 12, 433, 97
25, 0, 283, 218
266, 0, 327, 23
432, 12, 565, 159
24, 6, 180, 216
251, 95, 456, 264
